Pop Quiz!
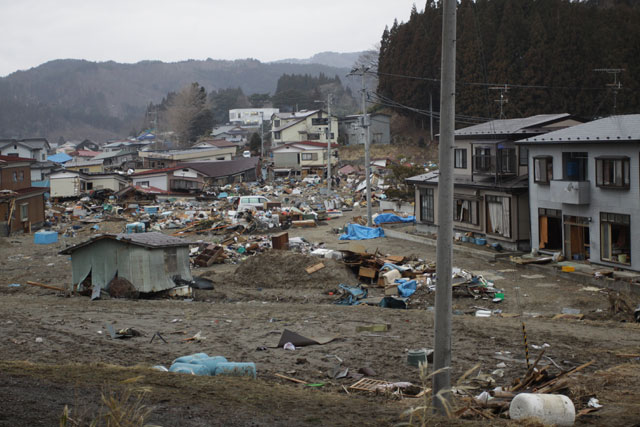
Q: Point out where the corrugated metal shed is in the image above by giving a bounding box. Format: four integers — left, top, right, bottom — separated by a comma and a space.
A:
60, 232, 192, 293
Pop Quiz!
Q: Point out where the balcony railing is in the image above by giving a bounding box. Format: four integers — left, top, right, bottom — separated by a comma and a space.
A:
472, 152, 517, 177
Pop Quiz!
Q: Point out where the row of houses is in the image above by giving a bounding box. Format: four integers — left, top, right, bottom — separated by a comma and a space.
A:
408, 114, 640, 272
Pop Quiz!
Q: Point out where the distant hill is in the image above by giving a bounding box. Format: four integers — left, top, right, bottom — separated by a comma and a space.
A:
0, 58, 354, 142
271, 51, 364, 69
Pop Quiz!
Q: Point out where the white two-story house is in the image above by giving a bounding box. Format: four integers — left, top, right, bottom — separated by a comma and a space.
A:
271, 141, 338, 177
517, 114, 640, 271
271, 110, 338, 148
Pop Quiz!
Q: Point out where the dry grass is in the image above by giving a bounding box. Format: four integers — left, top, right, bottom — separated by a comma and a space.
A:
59, 376, 153, 427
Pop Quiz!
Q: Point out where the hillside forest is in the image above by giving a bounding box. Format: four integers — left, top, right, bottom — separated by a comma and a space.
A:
377, 0, 640, 127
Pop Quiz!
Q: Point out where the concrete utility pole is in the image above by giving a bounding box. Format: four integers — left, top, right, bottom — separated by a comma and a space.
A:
348, 65, 372, 226
433, 0, 456, 415
260, 112, 265, 160
327, 93, 333, 192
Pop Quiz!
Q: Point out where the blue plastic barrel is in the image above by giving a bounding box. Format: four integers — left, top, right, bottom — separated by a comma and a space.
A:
475, 238, 487, 246
169, 362, 209, 376
172, 352, 209, 364
214, 362, 256, 378
34, 231, 58, 244
190, 356, 228, 375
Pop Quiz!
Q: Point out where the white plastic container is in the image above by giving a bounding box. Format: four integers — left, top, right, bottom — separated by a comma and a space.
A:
510, 393, 575, 426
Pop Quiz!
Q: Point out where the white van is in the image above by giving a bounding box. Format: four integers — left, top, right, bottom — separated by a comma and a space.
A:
237, 195, 270, 211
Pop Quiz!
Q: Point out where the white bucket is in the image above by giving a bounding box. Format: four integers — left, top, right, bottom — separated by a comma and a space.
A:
510, 393, 575, 426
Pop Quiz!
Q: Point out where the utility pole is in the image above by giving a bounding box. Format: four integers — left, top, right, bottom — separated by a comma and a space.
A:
594, 68, 624, 115
429, 92, 434, 141
327, 94, 333, 192
260, 112, 264, 160
348, 65, 372, 226
489, 84, 508, 119
433, 0, 456, 415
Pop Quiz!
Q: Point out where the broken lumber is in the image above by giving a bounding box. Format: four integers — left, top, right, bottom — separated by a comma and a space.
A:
26, 281, 65, 292
305, 262, 325, 274
275, 373, 307, 384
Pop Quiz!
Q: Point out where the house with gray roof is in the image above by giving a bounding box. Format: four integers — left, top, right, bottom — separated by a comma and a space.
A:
517, 114, 640, 271
181, 157, 260, 186
0, 138, 51, 162
407, 114, 582, 251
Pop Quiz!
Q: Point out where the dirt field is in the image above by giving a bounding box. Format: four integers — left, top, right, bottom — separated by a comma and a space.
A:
1, 208, 640, 426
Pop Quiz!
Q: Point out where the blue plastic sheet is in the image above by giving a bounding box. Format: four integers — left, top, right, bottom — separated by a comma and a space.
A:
374, 213, 416, 225
380, 262, 412, 272
339, 224, 385, 240
396, 278, 418, 297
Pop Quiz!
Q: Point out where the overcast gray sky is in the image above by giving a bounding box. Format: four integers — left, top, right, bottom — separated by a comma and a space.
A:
0, 0, 418, 77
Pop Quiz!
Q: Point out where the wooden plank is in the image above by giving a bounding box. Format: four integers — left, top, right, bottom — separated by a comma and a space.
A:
358, 266, 377, 279
305, 262, 325, 274
26, 281, 65, 292
275, 373, 307, 384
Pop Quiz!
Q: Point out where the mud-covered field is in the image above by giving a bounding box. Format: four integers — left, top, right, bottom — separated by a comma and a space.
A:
1, 209, 640, 426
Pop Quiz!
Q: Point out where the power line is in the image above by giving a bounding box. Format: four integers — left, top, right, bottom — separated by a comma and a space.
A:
372, 70, 611, 92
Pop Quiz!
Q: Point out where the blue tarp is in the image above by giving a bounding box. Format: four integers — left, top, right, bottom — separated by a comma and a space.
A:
334, 284, 368, 305
217, 192, 228, 199
374, 213, 416, 225
396, 278, 418, 298
47, 153, 72, 163
339, 224, 385, 240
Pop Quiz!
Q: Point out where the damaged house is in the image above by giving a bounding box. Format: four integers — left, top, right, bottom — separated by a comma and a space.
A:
59, 232, 192, 293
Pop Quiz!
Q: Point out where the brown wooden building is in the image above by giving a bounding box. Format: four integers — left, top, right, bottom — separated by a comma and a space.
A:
0, 155, 47, 235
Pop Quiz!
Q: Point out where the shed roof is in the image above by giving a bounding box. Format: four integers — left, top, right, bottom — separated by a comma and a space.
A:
60, 232, 190, 254
181, 157, 258, 178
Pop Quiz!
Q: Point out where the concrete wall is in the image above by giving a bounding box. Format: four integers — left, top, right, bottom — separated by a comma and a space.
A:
527, 141, 640, 271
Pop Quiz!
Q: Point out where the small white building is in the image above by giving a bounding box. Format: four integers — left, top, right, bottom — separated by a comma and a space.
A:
49, 171, 129, 198
229, 108, 279, 125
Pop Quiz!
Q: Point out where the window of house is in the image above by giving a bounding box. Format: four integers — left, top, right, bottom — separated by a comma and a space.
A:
486, 195, 511, 238
274, 131, 281, 139
138, 181, 150, 187
420, 188, 434, 223
86, 182, 93, 190
474, 147, 491, 171
498, 148, 516, 173
308, 133, 321, 140
274, 120, 280, 127
454, 149, 467, 169
454, 198, 478, 224
600, 212, 631, 264
562, 152, 588, 181
301, 153, 318, 161
533, 156, 553, 184
596, 156, 629, 188
7, 153, 18, 157
12, 171, 17, 182
519, 146, 529, 166
18, 171, 24, 181
20, 203, 28, 221
41, 153, 46, 161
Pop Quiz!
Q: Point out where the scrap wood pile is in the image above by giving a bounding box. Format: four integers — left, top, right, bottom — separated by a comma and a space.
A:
455, 351, 597, 421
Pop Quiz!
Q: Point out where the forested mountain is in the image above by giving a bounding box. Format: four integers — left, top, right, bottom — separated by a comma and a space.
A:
272, 51, 364, 68
0, 58, 352, 142
377, 0, 640, 126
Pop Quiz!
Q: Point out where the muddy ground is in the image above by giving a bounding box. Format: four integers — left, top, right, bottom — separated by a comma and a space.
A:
1, 208, 640, 426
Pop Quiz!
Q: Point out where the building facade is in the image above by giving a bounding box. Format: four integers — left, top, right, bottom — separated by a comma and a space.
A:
407, 114, 581, 251
518, 114, 640, 271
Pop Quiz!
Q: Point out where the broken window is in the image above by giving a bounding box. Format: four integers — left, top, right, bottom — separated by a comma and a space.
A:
454, 199, 478, 225
538, 208, 562, 250
600, 212, 630, 265
20, 203, 28, 221
486, 195, 511, 238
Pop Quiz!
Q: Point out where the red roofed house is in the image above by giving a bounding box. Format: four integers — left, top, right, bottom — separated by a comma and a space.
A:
0, 155, 47, 235
130, 167, 205, 194
271, 141, 339, 177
